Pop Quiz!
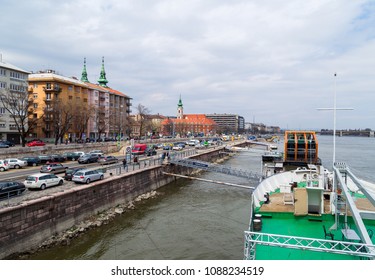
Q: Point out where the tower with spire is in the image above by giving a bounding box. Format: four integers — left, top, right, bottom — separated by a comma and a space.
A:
80, 57, 89, 83
177, 95, 184, 119
97, 56, 108, 87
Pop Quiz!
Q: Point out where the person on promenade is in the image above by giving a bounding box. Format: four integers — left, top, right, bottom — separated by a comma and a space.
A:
122, 158, 127, 170
133, 156, 140, 166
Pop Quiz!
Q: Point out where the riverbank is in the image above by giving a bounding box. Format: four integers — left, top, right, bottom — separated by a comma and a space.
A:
1, 147, 233, 259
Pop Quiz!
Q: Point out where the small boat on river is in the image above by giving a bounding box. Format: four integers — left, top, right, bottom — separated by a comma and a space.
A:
244, 130, 375, 260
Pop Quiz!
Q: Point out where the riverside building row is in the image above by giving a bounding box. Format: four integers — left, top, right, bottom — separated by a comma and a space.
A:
0, 56, 249, 143
0, 57, 132, 143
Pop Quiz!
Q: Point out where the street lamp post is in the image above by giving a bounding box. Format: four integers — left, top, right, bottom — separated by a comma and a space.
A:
120, 105, 123, 141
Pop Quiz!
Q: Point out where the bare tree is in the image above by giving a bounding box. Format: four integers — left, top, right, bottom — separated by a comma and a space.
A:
93, 106, 108, 140
43, 99, 75, 145
73, 104, 93, 141
0, 83, 41, 147
136, 104, 151, 137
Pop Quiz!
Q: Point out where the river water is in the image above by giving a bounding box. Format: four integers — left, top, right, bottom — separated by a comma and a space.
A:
28, 135, 375, 260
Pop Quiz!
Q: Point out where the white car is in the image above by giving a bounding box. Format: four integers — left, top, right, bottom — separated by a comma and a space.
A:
24, 173, 64, 190
5, 158, 28, 169
0, 160, 10, 172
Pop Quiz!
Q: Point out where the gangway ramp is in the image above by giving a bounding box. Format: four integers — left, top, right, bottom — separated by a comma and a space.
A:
168, 157, 262, 181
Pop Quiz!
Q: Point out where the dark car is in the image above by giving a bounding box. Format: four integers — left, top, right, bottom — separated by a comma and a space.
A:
0, 140, 15, 147
38, 155, 54, 164
21, 156, 42, 166
145, 148, 157, 156
40, 163, 68, 174
64, 167, 85, 181
0, 143, 9, 148
0, 181, 26, 198
50, 154, 66, 162
78, 154, 99, 164
62, 152, 81, 161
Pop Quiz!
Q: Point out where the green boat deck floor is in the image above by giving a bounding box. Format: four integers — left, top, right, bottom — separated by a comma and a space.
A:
253, 213, 375, 260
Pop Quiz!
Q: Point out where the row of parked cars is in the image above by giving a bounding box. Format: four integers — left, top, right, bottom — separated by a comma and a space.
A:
0, 150, 118, 171
0, 150, 116, 198
0, 166, 106, 198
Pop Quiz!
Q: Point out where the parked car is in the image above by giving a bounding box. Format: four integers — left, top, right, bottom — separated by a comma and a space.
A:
172, 143, 184, 151
0, 143, 9, 148
4, 158, 28, 169
0, 160, 10, 172
62, 152, 77, 161
78, 154, 99, 164
27, 140, 46, 147
0, 181, 26, 198
21, 156, 42, 166
145, 147, 157, 156
62, 152, 82, 161
0, 140, 15, 147
98, 155, 119, 165
24, 173, 64, 190
74, 151, 85, 157
72, 169, 104, 184
64, 167, 85, 181
89, 150, 104, 157
49, 154, 66, 162
40, 163, 68, 174
38, 155, 54, 164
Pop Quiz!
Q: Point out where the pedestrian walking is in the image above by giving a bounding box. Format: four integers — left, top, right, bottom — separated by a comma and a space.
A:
122, 158, 127, 168
134, 156, 139, 166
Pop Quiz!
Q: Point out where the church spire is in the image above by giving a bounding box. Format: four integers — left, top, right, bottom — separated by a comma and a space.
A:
81, 57, 89, 83
177, 95, 183, 119
98, 56, 108, 87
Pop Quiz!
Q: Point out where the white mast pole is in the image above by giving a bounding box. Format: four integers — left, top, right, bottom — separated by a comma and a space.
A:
333, 73, 337, 166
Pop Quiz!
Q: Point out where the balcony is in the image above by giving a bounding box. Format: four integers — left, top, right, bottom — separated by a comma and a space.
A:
43, 84, 61, 93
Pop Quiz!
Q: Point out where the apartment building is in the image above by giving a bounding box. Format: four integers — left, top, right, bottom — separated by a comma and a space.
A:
27, 59, 131, 142
206, 113, 245, 134
0, 58, 30, 144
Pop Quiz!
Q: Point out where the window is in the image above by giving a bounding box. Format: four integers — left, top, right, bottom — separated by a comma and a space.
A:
69, 96, 73, 100
46, 93, 51, 100
0, 82, 6, 88
68, 86, 73, 91
0, 68, 6, 76
33, 83, 38, 88
10, 71, 26, 80
0, 108, 6, 114
33, 114, 37, 119
0, 124, 5, 128
33, 103, 38, 108
46, 83, 51, 89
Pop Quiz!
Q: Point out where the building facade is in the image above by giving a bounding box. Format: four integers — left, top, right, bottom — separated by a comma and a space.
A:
27, 58, 132, 142
206, 113, 245, 134
161, 97, 217, 137
0, 59, 30, 144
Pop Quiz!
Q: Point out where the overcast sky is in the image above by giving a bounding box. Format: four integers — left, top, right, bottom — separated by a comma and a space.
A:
2, 0, 375, 130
